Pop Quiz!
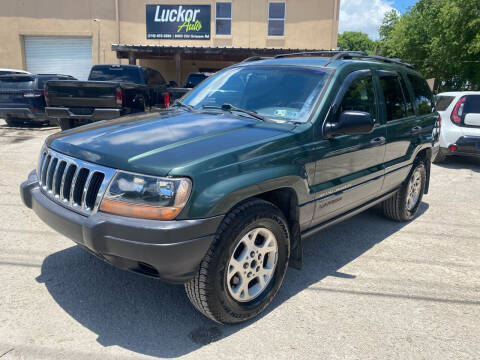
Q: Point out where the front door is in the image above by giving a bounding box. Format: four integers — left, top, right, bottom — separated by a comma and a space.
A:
310, 69, 387, 227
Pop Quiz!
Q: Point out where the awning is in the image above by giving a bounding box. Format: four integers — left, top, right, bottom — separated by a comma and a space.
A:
111, 44, 316, 62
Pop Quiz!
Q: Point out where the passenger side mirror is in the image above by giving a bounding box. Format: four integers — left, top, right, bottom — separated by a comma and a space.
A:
323, 111, 374, 138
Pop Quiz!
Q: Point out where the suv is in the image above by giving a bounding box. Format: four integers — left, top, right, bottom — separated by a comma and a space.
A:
434, 91, 480, 162
20, 51, 438, 324
0, 73, 75, 126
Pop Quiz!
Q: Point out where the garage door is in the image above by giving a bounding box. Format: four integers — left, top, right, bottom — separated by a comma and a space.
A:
24, 36, 92, 80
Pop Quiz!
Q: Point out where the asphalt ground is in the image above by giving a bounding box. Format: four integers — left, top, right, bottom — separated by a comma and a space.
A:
0, 119, 479, 359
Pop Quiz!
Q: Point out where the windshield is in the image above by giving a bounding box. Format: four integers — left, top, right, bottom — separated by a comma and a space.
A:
89, 66, 141, 83
181, 65, 331, 122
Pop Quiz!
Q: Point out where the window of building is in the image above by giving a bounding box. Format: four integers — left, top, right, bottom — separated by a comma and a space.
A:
268, 2, 285, 36
340, 75, 377, 121
407, 74, 435, 115
379, 73, 408, 121
216, 2, 232, 35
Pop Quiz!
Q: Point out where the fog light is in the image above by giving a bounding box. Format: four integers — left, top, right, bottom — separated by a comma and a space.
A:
448, 144, 458, 152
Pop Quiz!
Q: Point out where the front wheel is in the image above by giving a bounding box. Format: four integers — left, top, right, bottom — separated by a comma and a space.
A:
382, 162, 426, 222
185, 199, 290, 324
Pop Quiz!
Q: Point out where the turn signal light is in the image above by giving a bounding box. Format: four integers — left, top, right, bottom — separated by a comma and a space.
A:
100, 198, 182, 220
448, 144, 458, 153
115, 87, 125, 106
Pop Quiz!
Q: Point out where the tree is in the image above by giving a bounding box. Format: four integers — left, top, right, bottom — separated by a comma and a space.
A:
379, 0, 480, 91
379, 9, 400, 40
337, 31, 376, 54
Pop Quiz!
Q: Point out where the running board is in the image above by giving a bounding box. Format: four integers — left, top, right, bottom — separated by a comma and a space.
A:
301, 189, 399, 239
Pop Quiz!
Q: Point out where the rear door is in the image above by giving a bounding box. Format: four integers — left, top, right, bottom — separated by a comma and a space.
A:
379, 70, 434, 192
311, 69, 387, 226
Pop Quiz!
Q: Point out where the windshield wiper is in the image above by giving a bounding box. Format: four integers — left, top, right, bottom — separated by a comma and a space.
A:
202, 103, 267, 121
173, 101, 195, 112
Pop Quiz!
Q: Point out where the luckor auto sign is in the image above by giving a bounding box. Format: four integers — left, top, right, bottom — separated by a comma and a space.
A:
146, 4, 211, 40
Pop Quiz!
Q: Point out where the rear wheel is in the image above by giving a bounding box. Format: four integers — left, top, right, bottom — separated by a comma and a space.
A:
185, 199, 290, 324
59, 119, 74, 131
382, 162, 426, 222
5, 117, 24, 127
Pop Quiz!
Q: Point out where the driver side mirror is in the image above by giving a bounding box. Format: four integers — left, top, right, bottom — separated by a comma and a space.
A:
323, 110, 374, 138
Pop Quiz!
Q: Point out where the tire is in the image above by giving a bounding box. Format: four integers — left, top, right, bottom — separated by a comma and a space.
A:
5, 117, 23, 127
185, 198, 290, 324
59, 119, 74, 131
382, 162, 426, 222
433, 151, 446, 164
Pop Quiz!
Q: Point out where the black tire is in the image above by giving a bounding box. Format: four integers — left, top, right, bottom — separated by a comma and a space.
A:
382, 162, 426, 222
433, 151, 446, 164
5, 117, 23, 127
59, 119, 74, 131
185, 198, 290, 324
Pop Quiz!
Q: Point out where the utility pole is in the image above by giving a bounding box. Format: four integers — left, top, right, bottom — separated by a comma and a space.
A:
93, 18, 101, 64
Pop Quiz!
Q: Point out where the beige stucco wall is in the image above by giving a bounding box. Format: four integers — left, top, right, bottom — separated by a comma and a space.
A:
0, 0, 339, 75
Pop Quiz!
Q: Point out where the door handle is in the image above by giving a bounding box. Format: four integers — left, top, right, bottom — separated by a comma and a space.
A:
370, 136, 386, 146
411, 126, 423, 134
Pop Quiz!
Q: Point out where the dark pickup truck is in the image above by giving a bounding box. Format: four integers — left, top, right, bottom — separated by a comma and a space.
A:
21, 51, 439, 324
45, 64, 185, 130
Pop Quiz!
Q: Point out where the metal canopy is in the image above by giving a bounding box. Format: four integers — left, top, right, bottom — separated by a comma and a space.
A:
111, 44, 319, 62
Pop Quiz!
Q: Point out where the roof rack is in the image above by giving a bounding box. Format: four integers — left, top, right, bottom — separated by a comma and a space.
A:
273, 50, 414, 69
241, 56, 272, 63
274, 50, 367, 59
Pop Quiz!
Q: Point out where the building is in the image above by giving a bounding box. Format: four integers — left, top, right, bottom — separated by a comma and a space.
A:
0, 0, 340, 84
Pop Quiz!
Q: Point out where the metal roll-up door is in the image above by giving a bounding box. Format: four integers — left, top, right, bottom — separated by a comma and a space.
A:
24, 36, 92, 80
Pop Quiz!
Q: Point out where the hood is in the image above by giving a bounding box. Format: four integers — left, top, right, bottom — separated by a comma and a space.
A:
47, 110, 295, 176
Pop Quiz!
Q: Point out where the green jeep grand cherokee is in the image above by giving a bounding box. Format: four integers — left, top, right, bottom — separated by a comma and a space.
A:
20, 51, 439, 324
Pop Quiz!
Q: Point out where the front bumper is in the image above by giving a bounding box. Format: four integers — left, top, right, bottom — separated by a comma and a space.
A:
441, 136, 480, 157
45, 107, 121, 121
20, 171, 223, 283
0, 107, 47, 122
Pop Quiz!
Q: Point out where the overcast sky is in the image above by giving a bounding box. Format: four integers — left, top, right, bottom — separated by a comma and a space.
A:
339, 0, 418, 39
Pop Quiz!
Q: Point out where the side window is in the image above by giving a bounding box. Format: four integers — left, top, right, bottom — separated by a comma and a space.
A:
407, 74, 434, 115
379, 73, 407, 121
436, 95, 455, 111
339, 75, 377, 121
399, 75, 414, 116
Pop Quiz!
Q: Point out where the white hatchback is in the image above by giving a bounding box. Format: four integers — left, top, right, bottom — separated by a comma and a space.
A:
434, 91, 480, 162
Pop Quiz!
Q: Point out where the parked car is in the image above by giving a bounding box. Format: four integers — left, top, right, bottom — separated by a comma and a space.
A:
0, 73, 75, 126
184, 72, 213, 88
0, 68, 30, 76
21, 51, 438, 324
434, 91, 480, 163
45, 64, 188, 130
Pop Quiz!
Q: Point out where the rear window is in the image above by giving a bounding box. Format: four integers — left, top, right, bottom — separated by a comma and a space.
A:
436, 96, 455, 111
89, 66, 141, 83
464, 95, 480, 114
0, 76, 35, 90
407, 74, 434, 115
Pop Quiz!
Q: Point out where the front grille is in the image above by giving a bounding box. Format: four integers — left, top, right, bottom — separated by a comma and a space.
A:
37, 147, 116, 215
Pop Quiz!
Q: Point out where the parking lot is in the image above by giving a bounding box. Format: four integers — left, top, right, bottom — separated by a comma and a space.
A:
0, 120, 479, 360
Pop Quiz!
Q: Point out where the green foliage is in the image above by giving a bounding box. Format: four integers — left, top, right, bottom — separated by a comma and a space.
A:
379, 0, 480, 92
338, 31, 376, 54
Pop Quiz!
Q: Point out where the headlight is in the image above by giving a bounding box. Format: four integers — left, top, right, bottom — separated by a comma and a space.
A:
100, 171, 192, 220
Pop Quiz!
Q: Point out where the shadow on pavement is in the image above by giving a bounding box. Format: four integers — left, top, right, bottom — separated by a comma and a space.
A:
434, 155, 480, 172
36, 203, 429, 358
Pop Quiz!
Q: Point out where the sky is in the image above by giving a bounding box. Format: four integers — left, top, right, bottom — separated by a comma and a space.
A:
338, 0, 418, 40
